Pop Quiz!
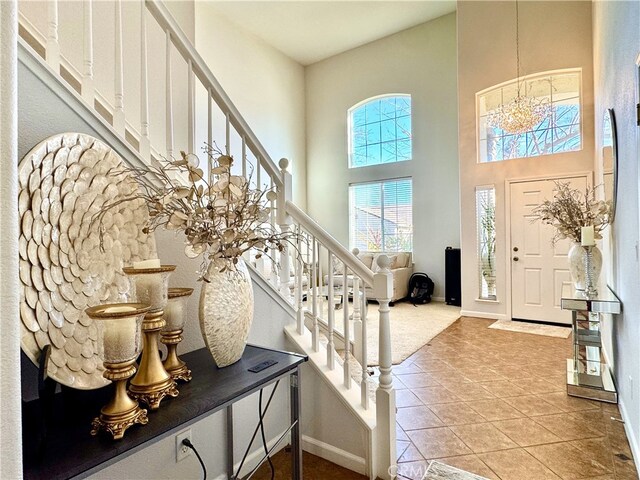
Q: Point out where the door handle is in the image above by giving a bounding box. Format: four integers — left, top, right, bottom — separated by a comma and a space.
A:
513, 257, 519, 262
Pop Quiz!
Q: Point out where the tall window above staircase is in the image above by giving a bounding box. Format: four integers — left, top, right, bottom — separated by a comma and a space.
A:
349, 178, 413, 252
348, 95, 412, 168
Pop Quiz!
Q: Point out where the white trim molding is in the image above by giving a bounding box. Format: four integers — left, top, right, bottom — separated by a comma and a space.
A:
302, 435, 367, 476
460, 310, 507, 321
0, 2, 23, 478
617, 398, 640, 478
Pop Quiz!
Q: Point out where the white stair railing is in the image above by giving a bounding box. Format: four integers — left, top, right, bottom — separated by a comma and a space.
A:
283, 196, 396, 477
17, 1, 396, 477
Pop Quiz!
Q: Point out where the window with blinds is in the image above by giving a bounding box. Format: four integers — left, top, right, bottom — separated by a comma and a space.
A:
476, 187, 496, 299
349, 178, 413, 252
349, 95, 412, 168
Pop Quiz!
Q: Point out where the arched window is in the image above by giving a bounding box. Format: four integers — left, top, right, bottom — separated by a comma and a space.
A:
348, 95, 412, 168
477, 69, 582, 162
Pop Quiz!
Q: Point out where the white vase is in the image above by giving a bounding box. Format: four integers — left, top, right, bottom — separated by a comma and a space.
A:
568, 243, 602, 291
199, 258, 254, 367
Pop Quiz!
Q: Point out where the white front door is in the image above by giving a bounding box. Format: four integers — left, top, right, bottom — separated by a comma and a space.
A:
510, 177, 587, 325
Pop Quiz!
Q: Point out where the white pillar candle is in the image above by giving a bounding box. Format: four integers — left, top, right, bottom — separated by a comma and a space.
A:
581, 225, 595, 246
133, 258, 161, 269
101, 313, 140, 363
164, 298, 184, 331
134, 273, 165, 310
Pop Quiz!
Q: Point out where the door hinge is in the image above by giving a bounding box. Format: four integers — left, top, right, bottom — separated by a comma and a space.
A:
636, 103, 640, 126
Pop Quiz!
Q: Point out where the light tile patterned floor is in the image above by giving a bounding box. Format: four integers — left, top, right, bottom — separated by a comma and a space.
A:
395, 317, 638, 480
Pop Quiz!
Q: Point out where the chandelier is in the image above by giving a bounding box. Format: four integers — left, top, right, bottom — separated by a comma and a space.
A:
487, 0, 552, 135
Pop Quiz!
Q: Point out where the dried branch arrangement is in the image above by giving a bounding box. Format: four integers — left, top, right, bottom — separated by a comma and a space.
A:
532, 181, 611, 245
93, 147, 297, 281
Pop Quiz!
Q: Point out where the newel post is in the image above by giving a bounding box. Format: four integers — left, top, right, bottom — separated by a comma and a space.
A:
373, 255, 396, 479
277, 158, 293, 298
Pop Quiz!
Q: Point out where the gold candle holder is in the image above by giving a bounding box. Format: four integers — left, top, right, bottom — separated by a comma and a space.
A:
85, 302, 150, 440
161, 288, 194, 382
123, 264, 178, 410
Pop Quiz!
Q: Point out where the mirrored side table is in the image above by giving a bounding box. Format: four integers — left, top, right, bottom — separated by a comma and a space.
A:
561, 284, 621, 403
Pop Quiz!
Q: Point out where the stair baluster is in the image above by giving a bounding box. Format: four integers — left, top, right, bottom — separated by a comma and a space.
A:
295, 224, 304, 335
45, 0, 60, 72
353, 276, 362, 363
187, 59, 195, 154
113, 0, 125, 136
311, 236, 319, 351
81, 0, 94, 105
342, 265, 351, 389
361, 285, 369, 410
139, 1, 150, 161
318, 243, 324, 321
241, 136, 247, 177
327, 253, 336, 370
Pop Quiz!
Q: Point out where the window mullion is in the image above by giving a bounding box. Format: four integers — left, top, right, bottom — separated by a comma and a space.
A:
380, 182, 385, 251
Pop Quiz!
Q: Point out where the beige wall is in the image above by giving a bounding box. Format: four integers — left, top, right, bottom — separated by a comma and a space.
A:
457, 1, 595, 319
592, 0, 640, 463
194, 3, 307, 207
305, 14, 460, 299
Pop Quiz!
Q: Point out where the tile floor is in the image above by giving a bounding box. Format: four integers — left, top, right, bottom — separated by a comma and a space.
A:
395, 317, 638, 480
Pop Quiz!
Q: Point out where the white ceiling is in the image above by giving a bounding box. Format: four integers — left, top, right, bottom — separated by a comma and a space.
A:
205, 1, 457, 66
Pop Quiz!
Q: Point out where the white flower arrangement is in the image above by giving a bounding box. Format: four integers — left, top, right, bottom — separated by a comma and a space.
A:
532, 181, 611, 245
95, 147, 296, 281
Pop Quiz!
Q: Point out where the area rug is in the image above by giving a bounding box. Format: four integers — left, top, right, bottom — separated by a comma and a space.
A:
423, 461, 488, 480
366, 302, 460, 366
489, 319, 571, 338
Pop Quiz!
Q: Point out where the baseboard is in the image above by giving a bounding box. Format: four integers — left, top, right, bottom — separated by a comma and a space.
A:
302, 435, 366, 475
460, 309, 507, 321
432, 296, 445, 303
603, 346, 640, 477
212, 430, 290, 480
616, 398, 640, 477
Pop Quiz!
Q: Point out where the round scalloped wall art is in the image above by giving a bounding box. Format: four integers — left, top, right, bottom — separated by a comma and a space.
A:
18, 133, 157, 390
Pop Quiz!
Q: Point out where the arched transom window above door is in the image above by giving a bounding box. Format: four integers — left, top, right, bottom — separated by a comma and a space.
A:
477, 69, 582, 163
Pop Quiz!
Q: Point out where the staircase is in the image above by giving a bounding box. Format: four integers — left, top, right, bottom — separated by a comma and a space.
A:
16, 1, 397, 478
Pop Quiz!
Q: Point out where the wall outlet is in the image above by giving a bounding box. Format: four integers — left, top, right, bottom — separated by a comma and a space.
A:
175, 429, 192, 462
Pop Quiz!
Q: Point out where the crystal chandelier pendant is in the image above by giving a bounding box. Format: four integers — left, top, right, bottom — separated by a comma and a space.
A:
487, 93, 552, 135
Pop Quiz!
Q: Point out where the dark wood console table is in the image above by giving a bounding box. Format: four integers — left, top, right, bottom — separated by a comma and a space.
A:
22, 345, 308, 480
